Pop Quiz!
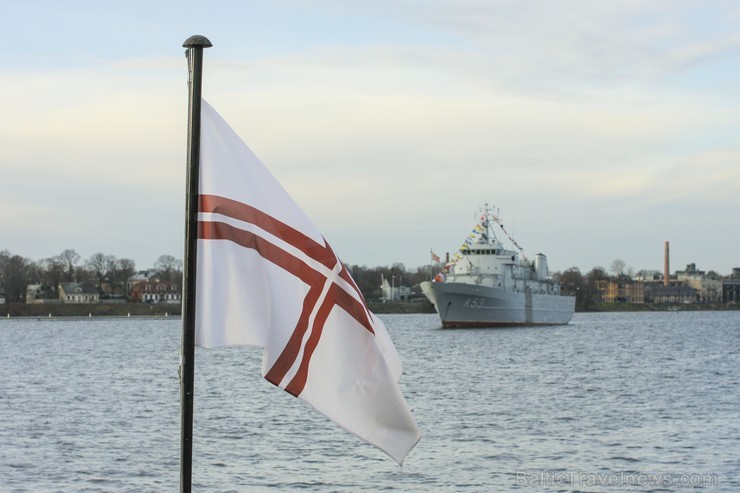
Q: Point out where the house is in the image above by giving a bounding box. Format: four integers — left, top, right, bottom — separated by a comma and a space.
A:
675, 264, 722, 303
594, 279, 645, 303
26, 284, 58, 304
645, 284, 696, 304
684, 278, 723, 303
126, 270, 155, 295
380, 276, 411, 302
129, 280, 181, 304
723, 268, 740, 303
723, 279, 740, 303
58, 282, 100, 304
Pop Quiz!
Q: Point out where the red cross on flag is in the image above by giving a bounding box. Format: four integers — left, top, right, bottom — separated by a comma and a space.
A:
194, 100, 420, 464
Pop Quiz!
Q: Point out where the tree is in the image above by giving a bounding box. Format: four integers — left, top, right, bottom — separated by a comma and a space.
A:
25, 260, 44, 288
113, 258, 136, 283
40, 256, 66, 291
558, 267, 587, 311
408, 266, 433, 287
114, 258, 137, 297
610, 259, 626, 278
0, 251, 32, 302
58, 249, 81, 281
389, 263, 406, 286
588, 266, 609, 282
583, 266, 609, 309
347, 264, 384, 300
154, 255, 183, 283
86, 253, 116, 288
559, 267, 584, 295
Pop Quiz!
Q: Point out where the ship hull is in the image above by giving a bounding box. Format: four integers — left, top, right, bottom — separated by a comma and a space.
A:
420, 281, 575, 328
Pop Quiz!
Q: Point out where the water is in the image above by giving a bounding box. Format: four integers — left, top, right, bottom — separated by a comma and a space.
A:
0, 312, 738, 492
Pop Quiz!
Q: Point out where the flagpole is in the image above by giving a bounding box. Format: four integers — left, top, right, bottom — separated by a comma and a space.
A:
180, 34, 211, 493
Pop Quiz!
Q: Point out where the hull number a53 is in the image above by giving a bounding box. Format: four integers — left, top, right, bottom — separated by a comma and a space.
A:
462, 297, 486, 308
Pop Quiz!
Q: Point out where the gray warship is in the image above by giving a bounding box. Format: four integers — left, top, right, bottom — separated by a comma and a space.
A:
421, 206, 575, 328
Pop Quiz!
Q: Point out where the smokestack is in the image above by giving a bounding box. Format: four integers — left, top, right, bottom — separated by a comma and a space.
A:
664, 241, 670, 287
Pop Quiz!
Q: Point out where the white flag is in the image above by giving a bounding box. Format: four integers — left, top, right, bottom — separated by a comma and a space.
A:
195, 99, 420, 464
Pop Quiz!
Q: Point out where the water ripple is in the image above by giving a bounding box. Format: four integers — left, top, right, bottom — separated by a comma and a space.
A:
0, 312, 738, 491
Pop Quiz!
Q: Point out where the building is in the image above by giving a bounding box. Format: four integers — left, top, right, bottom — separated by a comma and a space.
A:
685, 278, 723, 303
675, 263, 723, 303
645, 284, 696, 304
723, 268, 740, 303
723, 280, 740, 303
58, 282, 100, 304
127, 270, 182, 303
595, 279, 645, 303
26, 284, 58, 304
129, 280, 181, 304
126, 270, 157, 296
380, 276, 411, 302
676, 263, 703, 280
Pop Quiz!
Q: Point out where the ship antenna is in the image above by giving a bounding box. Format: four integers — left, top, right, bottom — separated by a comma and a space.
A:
496, 211, 528, 261
481, 203, 490, 242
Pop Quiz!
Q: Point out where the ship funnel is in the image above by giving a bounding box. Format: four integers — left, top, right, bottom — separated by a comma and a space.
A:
534, 253, 548, 280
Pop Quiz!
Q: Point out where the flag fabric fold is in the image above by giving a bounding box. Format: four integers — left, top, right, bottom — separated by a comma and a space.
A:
431, 250, 441, 263
194, 99, 420, 464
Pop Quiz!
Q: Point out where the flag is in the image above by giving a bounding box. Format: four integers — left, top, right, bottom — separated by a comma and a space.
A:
430, 250, 441, 263
194, 99, 420, 464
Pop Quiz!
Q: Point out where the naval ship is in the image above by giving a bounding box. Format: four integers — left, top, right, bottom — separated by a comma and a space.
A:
420, 206, 575, 328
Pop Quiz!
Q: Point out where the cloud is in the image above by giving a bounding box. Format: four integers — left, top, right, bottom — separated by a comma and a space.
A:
307, 0, 740, 95
1, 63, 185, 186
2, 1, 739, 273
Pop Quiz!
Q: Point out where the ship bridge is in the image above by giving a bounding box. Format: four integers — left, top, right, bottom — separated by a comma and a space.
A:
453, 245, 520, 277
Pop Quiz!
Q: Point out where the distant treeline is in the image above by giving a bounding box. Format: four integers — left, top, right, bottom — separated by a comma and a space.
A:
0, 248, 439, 304
0, 249, 182, 303
11, 248, 727, 312
6, 248, 740, 318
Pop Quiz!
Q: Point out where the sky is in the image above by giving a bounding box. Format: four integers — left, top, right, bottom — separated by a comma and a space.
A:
2, 0, 739, 276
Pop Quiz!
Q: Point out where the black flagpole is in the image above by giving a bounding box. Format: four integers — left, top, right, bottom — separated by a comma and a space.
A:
180, 34, 211, 493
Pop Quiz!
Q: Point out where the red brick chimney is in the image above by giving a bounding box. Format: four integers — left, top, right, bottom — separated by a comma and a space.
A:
664, 241, 670, 287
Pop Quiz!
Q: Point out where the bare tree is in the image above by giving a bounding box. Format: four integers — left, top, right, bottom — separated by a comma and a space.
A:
154, 255, 183, 282
58, 249, 81, 281
40, 256, 66, 290
115, 258, 136, 281
583, 266, 609, 309
0, 252, 32, 302
559, 267, 584, 296
114, 258, 137, 297
610, 259, 626, 278
86, 253, 116, 288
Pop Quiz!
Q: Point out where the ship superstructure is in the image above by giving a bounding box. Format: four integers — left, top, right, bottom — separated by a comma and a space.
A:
421, 206, 575, 327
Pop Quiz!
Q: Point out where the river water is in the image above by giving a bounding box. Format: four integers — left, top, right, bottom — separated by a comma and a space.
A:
0, 312, 738, 492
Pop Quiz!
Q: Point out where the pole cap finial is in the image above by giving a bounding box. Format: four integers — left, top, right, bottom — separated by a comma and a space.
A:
183, 35, 213, 48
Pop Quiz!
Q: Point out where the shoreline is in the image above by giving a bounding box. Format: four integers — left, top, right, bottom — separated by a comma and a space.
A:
1, 301, 738, 319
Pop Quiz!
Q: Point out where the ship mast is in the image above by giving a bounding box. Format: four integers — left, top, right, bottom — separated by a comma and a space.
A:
482, 203, 528, 261
480, 204, 490, 243
480, 203, 499, 246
